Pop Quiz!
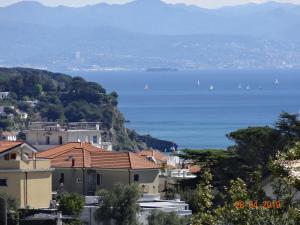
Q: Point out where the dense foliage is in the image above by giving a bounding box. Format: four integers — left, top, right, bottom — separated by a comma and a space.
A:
0, 192, 19, 225
178, 112, 300, 224
147, 210, 189, 225
94, 184, 140, 225
57, 193, 84, 216
0, 67, 176, 150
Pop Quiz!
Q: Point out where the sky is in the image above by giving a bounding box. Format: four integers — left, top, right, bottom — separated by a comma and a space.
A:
0, 0, 300, 8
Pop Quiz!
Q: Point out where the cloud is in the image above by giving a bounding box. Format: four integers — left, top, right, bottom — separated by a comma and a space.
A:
0, 0, 300, 8
164, 0, 300, 8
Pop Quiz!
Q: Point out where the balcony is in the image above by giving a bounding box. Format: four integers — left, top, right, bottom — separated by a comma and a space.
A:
27, 122, 102, 131
0, 159, 51, 171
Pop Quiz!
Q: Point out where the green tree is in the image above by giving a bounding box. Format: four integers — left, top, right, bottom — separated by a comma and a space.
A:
57, 193, 84, 216
191, 168, 217, 225
94, 184, 140, 225
0, 192, 19, 225
148, 210, 188, 225
276, 112, 300, 147
227, 126, 285, 170
35, 84, 43, 96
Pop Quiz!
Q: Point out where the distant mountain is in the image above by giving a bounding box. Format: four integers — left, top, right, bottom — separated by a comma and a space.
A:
1, 0, 300, 37
0, 0, 300, 70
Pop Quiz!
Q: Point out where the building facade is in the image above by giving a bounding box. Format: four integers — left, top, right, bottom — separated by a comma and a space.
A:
0, 92, 9, 100
36, 142, 160, 195
25, 122, 112, 151
0, 131, 17, 141
0, 141, 53, 208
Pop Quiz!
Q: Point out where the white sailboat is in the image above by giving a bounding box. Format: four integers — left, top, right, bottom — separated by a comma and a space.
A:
238, 84, 243, 89
275, 78, 279, 84
197, 80, 200, 86
209, 85, 214, 90
246, 85, 250, 90
144, 84, 149, 90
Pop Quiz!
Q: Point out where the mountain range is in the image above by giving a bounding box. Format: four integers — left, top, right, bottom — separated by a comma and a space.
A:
0, 0, 300, 71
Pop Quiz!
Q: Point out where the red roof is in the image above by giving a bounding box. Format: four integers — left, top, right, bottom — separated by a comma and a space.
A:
36, 142, 159, 170
137, 149, 168, 162
0, 141, 24, 154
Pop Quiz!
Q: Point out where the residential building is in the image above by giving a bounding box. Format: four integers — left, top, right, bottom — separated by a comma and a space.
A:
0, 105, 14, 116
36, 142, 160, 195
23, 100, 39, 108
138, 149, 180, 168
0, 131, 17, 141
0, 141, 53, 208
15, 109, 28, 120
263, 160, 300, 200
25, 122, 112, 151
138, 149, 168, 165
0, 92, 9, 100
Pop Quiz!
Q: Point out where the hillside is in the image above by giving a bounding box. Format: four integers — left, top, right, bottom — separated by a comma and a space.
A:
0, 67, 177, 151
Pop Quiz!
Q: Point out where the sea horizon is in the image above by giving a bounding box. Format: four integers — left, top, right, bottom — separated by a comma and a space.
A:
70, 69, 300, 150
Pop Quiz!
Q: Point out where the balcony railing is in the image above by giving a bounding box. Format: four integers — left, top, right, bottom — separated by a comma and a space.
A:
27, 122, 102, 131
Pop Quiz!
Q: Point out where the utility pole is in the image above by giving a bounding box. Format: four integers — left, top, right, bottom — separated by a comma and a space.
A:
0, 196, 7, 225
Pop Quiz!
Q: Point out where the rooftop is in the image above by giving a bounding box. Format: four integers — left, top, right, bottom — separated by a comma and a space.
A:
0, 141, 24, 154
36, 142, 159, 170
137, 149, 168, 162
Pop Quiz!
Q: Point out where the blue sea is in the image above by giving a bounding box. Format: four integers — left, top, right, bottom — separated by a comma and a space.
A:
71, 70, 300, 149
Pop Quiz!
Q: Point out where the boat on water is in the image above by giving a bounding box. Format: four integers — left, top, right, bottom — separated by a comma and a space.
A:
246, 85, 250, 90
144, 84, 149, 90
197, 80, 200, 86
209, 85, 214, 90
238, 84, 243, 89
275, 78, 279, 84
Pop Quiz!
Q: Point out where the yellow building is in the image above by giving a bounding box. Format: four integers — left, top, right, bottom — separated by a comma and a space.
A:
0, 141, 53, 209
36, 142, 160, 196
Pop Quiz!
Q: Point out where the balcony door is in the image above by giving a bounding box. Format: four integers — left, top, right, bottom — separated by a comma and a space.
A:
87, 173, 97, 195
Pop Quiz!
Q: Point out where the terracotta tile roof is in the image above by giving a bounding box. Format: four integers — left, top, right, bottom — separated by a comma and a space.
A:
36, 142, 104, 159
0, 141, 24, 154
91, 151, 159, 169
188, 165, 201, 174
36, 142, 159, 170
138, 149, 168, 162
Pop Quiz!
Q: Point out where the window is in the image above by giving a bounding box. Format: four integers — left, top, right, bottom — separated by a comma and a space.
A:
76, 178, 82, 183
46, 136, 50, 145
4, 154, 9, 160
59, 173, 64, 184
97, 174, 102, 185
134, 174, 139, 182
10, 153, 16, 160
58, 136, 63, 145
93, 136, 98, 144
0, 179, 7, 186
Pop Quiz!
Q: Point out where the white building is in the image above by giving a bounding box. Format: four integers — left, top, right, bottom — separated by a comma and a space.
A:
0, 92, 9, 100
0, 131, 17, 141
25, 122, 112, 151
23, 100, 39, 108
263, 160, 300, 200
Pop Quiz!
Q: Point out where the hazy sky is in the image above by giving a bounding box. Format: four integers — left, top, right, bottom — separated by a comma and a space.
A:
1, 0, 300, 8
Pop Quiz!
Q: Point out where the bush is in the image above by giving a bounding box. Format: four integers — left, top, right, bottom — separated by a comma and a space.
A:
57, 193, 84, 216
148, 210, 189, 225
